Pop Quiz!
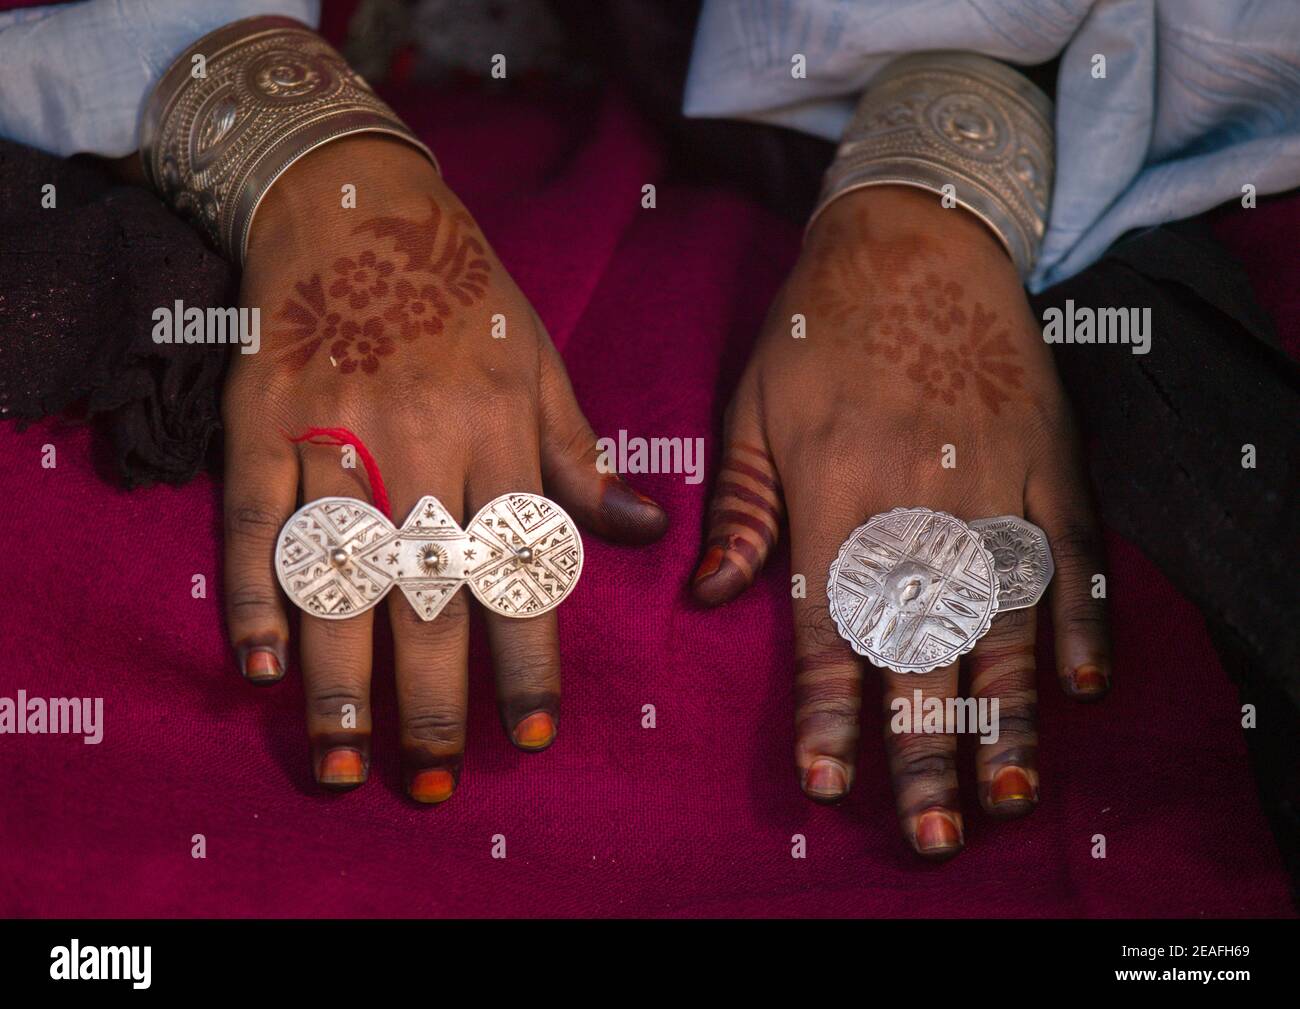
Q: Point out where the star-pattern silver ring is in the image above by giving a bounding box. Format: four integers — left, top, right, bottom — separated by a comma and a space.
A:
274, 492, 583, 621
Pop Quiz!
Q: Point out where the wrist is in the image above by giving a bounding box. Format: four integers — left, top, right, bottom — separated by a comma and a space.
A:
806, 185, 1014, 275
245, 134, 445, 267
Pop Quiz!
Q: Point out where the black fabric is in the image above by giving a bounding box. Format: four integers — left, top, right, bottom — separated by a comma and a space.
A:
0, 139, 235, 487
1029, 223, 1300, 898
1030, 220, 1300, 708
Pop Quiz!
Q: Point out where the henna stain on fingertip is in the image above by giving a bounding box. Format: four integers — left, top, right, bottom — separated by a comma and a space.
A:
317, 747, 367, 789
408, 767, 456, 804
236, 640, 286, 684
914, 808, 964, 856
597, 475, 669, 544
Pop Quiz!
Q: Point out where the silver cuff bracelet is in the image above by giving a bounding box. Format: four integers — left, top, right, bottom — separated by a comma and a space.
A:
810, 52, 1054, 279
139, 15, 438, 266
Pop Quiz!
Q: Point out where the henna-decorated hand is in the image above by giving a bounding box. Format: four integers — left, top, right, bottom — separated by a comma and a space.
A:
223, 136, 667, 800
692, 186, 1110, 859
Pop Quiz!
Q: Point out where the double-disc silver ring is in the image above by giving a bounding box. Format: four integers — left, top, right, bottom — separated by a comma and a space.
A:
827, 507, 1053, 675
274, 493, 583, 621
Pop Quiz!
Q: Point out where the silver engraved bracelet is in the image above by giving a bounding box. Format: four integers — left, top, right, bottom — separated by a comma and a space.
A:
809, 51, 1055, 280
139, 15, 438, 266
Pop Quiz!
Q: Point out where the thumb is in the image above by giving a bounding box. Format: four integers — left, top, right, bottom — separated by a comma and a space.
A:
538, 337, 668, 544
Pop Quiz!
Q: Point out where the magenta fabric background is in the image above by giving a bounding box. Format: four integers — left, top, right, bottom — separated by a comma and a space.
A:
0, 89, 1293, 917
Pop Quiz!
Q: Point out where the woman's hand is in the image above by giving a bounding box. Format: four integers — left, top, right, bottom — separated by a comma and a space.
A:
691, 186, 1110, 858
222, 136, 667, 801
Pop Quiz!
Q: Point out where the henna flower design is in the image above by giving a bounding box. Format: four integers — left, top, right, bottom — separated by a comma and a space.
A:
904, 303, 1023, 413
808, 208, 937, 323
272, 199, 493, 376
907, 273, 968, 335
330, 317, 394, 375
352, 199, 490, 307
871, 303, 914, 362
383, 278, 451, 341
329, 250, 395, 310
270, 274, 343, 371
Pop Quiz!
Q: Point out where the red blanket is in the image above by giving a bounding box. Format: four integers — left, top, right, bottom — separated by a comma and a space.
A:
0, 89, 1291, 917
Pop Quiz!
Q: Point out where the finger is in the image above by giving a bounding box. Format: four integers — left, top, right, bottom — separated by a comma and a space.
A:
787, 483, 865, 804
881, 664, 965, 859
223, 429, 298, 685
969, 606, 1039, 818
384, 452, 470, 805
1026, 455, 1112, 700
296, 448, 377, 790
692, 390, 783, 607
537, 331, 668, 544
467, 447, 561, 752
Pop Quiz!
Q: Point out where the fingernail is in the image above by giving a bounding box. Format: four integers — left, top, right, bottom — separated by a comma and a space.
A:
804, 758, 848, 801
1071, 664, 1109, 696
693, 546, 724, 583
409, 768, 456, 804
915, 808, 963, 856
513, 711, 556, 750
318, 747, 366, 788
990, 765, 1036, 806
241, 647, 283, 685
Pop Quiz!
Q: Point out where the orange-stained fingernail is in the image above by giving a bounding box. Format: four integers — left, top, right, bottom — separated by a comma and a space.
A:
990, 765, 1035, 806
513, 711, 556, 750
318, 748, 366, 788
409, 768, 455, 804
242, 647, 282, 684
915, 808, 963, 855
804, 758, 848, 800
1072, 664, 1109, 695
693, 546, 724, 583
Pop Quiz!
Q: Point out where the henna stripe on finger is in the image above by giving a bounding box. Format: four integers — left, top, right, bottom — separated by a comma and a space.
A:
706, 509, 776, 550
694, 449, 783, 597
722, 458, 781, 492
713, 480, 780, 519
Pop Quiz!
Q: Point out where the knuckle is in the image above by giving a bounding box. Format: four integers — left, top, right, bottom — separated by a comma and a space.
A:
796, 690, 860, 726
987, 607, 1034, 639
224, 583, 281, 616
557, 420, 597, 466
794, 603, 844, 652
306, 681, 366, 721
495, 650, 559, 689
222, 366, 291, 420
1059, 596, 1108, 631
402, 707, 465, 748
888, 736, 957, 784
991, 701, 1038, 743
1051, 520, 1103, 568
225, 500, 288, 543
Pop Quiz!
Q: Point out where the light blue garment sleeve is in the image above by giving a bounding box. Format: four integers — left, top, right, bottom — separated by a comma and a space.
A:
0, 0, 320, 159
684, 0, 1300, 291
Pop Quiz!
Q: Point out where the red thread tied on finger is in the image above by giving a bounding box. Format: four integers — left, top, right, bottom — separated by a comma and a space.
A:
285, 427, 392, 520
